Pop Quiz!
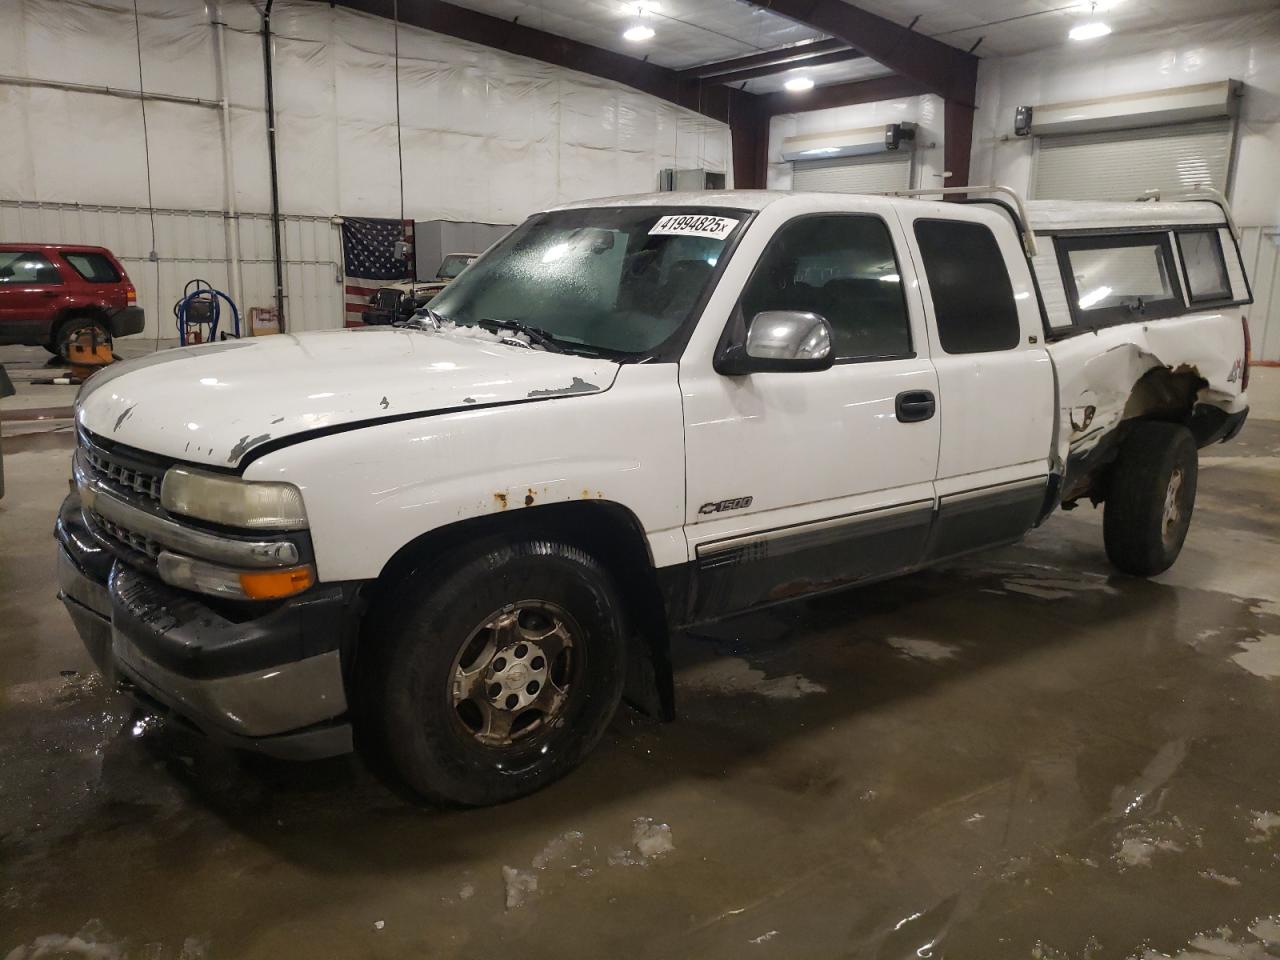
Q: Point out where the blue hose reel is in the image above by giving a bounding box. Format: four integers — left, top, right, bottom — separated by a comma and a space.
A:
174, 279, 241, 346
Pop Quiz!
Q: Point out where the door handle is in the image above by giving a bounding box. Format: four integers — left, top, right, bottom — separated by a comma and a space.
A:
41, 291, 59, 298
895, 390, 935, 423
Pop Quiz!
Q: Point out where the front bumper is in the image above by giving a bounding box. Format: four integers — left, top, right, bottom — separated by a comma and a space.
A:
107, 305, 145, 338
56, 492, 354, 760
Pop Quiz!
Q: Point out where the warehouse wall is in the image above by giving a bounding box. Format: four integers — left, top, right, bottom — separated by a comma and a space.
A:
971, 9, 1280, 360
0, 0, 730, 337
764, 94, 946, 192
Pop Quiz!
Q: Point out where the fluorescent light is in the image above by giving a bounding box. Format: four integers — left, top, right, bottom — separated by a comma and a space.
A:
784, 76, 815, 93
623, 23, 654, 41
1078, 285, 1112, 308
1069, 21, 1112, 40
879, 273, 901, 283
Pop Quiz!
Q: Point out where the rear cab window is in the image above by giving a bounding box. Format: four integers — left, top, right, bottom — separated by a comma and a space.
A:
61, 252, 121, 283
913, 219, 1021, 354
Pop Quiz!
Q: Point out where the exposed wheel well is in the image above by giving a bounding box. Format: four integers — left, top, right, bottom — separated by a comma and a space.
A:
1065, 365, 1208, 505
363, 500, 675, 719
51, 308, 111, 347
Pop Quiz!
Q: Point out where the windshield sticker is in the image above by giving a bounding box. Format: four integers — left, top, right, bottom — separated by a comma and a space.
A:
649, 215, 739, 240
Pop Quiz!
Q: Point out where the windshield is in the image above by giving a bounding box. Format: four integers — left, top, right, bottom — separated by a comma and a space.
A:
436, 254, 474, 279
427, 206, 748, 356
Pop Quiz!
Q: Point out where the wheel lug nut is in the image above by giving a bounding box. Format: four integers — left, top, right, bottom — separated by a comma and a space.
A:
514, 643, 528, 659
531, 656, 545, 670
526, 681, 539, 695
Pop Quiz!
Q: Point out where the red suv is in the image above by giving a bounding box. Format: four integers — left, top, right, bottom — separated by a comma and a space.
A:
0, 244, 144, 357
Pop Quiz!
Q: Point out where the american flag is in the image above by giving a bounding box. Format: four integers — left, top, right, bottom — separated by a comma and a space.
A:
341, 217, 414, 327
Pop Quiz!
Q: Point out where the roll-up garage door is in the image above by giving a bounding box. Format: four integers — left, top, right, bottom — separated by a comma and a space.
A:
1032, 118, 1233, 201
792, 152, 912, 194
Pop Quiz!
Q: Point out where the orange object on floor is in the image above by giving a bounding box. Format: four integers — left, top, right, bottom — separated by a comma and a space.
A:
67, 328, 114, 381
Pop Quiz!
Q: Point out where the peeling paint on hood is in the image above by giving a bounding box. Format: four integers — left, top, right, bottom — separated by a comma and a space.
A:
75, 328, 619, 468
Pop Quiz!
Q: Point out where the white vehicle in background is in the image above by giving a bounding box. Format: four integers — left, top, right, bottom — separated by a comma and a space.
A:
57, 188, 1252, 806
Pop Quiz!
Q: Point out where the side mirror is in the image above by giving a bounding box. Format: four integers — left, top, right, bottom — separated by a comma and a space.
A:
716, 310, 834, 375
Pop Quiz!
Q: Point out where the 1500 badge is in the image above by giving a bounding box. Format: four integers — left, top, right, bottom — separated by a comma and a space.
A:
699, 496, 753, 515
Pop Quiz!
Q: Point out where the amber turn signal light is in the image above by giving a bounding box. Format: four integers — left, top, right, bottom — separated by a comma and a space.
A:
238, 566, 315, 600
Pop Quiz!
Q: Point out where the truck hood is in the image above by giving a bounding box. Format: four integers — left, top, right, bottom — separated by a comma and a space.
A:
76, 327, 619, 469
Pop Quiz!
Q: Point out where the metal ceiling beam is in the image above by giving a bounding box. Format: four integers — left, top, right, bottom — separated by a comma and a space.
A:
703, 47, 867, 86
680, 37, 851, 80
737, 0, 978, 106
755, 73, 927, 117
333, 0, 751, 126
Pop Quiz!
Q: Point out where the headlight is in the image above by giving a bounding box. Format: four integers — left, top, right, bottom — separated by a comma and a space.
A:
160, 467, 308, 530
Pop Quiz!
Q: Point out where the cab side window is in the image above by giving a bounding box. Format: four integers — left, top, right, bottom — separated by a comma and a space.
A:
740, 215, 912, 362
0, 251, 61, 284
914, 219, 1020, 353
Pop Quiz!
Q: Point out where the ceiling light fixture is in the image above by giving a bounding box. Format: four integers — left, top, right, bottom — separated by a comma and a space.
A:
784, 76, 815, 93
622, 1, 657, 41
1069, 21, 1112, 40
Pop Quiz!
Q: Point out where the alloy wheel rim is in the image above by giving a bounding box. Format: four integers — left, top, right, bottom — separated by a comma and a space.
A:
449, 601, 578, 748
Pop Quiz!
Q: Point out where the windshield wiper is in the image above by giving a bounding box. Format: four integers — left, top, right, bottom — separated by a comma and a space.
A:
477, 318, 565, 353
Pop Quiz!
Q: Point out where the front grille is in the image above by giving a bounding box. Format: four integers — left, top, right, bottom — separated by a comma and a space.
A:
76, 429, 177, 567
82, 443, 163, 501
86, 508, 160, 561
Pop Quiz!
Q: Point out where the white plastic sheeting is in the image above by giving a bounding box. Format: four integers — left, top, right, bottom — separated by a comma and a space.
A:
0, 0, 730, 336
765, 94, 946, 193
972, 8, 1280, 359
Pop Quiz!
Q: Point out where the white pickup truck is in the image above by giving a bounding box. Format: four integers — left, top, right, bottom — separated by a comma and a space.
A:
57, 188, 1252, 806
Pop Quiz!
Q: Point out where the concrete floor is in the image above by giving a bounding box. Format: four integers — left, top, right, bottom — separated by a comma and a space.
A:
2, 346, 1280, 959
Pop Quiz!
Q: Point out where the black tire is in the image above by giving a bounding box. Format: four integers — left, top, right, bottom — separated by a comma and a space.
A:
1103, 421, 1198, 576
361, 540, 627, 807
54, 316, 112, 360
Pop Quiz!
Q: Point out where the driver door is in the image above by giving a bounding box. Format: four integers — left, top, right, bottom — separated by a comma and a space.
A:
679, 210, 940, 621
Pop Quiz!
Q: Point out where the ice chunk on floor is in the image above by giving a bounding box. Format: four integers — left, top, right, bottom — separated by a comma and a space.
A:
532, 830, 585, 870
1116, 837, 1183, 867
459, 882, 475, 901
749, 931, 779, 944
502, 866, 538, 909
633, 818, 674, 859
4, 919, 124, 960
1249, 810, 1280, 842
887, 637, 959, 662
1200, 869, 1243, 886
677, 657, 825, 699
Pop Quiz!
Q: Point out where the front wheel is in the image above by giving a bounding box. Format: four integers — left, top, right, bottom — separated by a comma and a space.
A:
362, 540, 626, 806
1103, 421, 1198, 576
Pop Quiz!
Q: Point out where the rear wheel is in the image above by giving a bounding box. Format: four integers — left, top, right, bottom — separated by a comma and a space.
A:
362, 540, 626, 806
54, 315, 111, 361
1103, 421, 1198, 576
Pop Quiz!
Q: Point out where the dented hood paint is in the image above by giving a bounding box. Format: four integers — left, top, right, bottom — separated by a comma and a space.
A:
75, 328, 619, 469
